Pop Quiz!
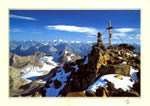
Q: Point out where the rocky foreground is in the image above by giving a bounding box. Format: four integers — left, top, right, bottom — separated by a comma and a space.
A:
9, 32, 140, 97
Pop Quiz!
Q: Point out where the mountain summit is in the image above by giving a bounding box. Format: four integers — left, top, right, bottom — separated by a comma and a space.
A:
40, 32, 140, 97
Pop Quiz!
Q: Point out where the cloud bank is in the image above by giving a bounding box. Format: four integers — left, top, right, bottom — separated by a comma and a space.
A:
45, 25, 98, 35
111, 28, 140, 44
112, 28, 139, 37
10, 14, 37, 21
114, 28, 135, 33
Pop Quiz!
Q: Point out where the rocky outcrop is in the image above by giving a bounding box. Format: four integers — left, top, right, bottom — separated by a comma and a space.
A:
59, 33, 110, 93
19, 80, 45, 97
10, 52, 45, 68
98, 64, 130, 76
41, 32, 140, 97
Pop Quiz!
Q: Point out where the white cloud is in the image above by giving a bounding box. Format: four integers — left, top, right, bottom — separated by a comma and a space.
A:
10, 14, 37, 21
115, 28, 135, 33
9, 28, 22, 32
45, 25, 98, 35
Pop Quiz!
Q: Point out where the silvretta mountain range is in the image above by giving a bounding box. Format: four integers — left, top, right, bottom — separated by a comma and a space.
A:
9, 33, 140, 97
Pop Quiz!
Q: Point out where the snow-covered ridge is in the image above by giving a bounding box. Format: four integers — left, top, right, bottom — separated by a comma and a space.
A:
53, 50, 77, 62
40, 56, 58, 66
20, 50, 77, 83
45, 63, 80, 97
21, 66, 43, 79
21, 56, 58, 82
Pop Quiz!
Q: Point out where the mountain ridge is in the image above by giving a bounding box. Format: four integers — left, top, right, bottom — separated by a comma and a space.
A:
10, 40, 140, 57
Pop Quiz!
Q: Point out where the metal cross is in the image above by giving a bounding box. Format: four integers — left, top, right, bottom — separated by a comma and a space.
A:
106, 20, 113, 46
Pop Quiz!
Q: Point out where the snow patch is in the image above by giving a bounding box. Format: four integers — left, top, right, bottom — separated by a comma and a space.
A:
87, 74, 135, 92
21, 56, 58, 82
45, 83, 65, 97
130, 66, 139, 82
122, 61, 127, 64
67, 56, 72, 61
126, 52, 132, 57
118, 57, 123, 60
40, 56, 58, 66
40, 63, 56, 71
87, 78, 107, 92
39, 56, 58, 71
46, 67, 71, 97
72, 65, 79, 72
70, 54, 75, 57
52, 67, 71, 82
84, 56, 88, 64
21, 66, 43, 79
133, 54, 137, 57
64, 50, 68, 54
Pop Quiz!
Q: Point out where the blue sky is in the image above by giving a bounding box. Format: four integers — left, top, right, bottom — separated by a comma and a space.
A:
9, 10, 140, 44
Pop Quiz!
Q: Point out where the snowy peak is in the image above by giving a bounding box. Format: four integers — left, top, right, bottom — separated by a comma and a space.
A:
53, 49, 81, 65
20, 55, 59, 83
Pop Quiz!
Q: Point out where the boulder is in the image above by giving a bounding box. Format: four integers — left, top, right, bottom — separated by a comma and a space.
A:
95, 86, 105, 97
97, 64, 130, 77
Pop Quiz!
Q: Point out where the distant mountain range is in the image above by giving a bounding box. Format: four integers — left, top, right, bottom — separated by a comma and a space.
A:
10, 40, 140, 57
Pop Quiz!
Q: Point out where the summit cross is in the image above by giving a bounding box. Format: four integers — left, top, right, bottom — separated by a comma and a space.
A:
106, 20, 113, 46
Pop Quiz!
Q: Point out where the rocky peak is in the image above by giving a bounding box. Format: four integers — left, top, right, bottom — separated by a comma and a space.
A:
87, 32, 109, 77
53, 49, 81, 65
54, 32, 111, 94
